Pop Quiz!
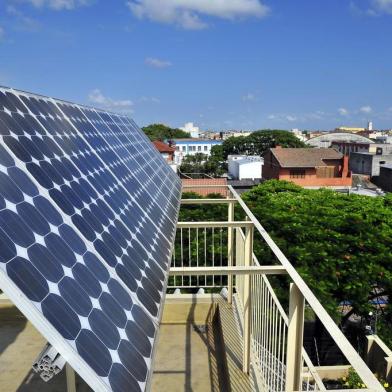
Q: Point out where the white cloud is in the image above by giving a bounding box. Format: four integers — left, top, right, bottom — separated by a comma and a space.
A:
18, 0, 91, 10
286, 115, 297, 122
145, 57, 172, 68
242, 93, 256, 102
88, 89, 134, 113
139, 96, 160, 103
126, 0, 270, 30
7, 6, 41, 31
338, 107, 349, 116
267, 114, 276, 120
0, 27, 4, 41
372, 0, 392, 14
360, 105, 372, 114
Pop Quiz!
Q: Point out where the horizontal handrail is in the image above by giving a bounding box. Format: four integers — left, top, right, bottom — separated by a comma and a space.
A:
181, 198, 237, 204
177, 221, 253, 228
169, 266, 287, 276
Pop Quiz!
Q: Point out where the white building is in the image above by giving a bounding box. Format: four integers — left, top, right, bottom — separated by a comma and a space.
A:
180, 123, 200, 138
228, 155, 263, 180
173, 138, 223, 165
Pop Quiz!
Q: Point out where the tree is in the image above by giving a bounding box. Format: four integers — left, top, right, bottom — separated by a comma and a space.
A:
241, 180, 392, 345
142, 123, 190, 141
179, 153, 225, 177
221, 130, 307, 159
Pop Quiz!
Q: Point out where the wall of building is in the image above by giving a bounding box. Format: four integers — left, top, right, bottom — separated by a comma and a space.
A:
262, 151, 281, 180
349, 153, 392, 176
374, 166, 392, 192
278, 168, 352, 187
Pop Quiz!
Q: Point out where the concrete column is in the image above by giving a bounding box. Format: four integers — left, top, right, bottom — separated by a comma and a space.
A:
243, 223, 253, 374
227, 201, 235, 304
66, 363, 76, 392
286, 283, 305, 391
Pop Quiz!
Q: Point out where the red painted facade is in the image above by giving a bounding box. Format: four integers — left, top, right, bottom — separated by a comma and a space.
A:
263, 149, 352, 187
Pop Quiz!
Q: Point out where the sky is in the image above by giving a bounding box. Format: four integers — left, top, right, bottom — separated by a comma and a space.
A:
0, 0, 392, 131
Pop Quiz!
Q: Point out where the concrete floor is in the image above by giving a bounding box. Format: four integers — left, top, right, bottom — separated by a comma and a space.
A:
0, 296, 253, 392
151, 296, 252, 392
0, 304, 89, 392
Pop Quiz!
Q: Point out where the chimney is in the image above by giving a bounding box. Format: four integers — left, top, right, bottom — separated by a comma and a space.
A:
341, 155, 349, 177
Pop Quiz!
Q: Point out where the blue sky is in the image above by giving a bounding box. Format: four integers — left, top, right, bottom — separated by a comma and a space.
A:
1, 0, 392, 131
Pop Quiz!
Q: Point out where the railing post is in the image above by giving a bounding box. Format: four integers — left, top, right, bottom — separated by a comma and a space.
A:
66, 363, 76, 392
227, 201, 235, 304
243, 222, 254, 374
286, 283, 305, 391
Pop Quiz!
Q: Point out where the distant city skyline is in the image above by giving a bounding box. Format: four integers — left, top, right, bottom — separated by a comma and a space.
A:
0, 0, 391, 130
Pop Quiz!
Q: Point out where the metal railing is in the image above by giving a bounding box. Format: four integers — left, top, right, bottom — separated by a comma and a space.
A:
169, 185, 385, 391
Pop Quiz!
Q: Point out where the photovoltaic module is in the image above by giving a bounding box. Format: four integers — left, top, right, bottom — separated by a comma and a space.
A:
0, 86, 181, 391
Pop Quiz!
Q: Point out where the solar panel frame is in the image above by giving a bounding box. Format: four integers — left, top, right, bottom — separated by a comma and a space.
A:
0, 86, 181, 391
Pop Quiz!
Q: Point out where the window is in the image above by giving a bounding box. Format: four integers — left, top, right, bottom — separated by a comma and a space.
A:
289, 169, 306, 178
198, 146, 201, 151
176, 146, 180, 151
204, 146, 208, 151
182, 146, 186, 152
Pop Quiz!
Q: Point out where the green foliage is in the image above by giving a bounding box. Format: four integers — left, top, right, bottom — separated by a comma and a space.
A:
220, 130, 307, 159
241, 180, 392, 328
340, 368, 391, 390
179, 153, 225, 177
142, 123, 190, 141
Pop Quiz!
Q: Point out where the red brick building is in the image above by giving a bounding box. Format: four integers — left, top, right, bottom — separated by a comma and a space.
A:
263, 147, 352, 187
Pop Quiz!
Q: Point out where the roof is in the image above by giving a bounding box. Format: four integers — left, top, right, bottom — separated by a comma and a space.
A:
381, 164, 392, 170
182, 178, 228, 197
153, 140, 176, 153
269, 148, 344, 168
173, 138, 222, 144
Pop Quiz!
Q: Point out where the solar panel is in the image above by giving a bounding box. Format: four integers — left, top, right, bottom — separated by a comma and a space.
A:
0, 86, 181, 391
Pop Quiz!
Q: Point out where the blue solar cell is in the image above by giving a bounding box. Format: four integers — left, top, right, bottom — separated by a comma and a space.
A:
84, 252, 110, 283
72, 263, 102, 298
7, 257, 49, 301
34, 196, 63, 226
108, 279, 133, 311
125, 321, 152, 357
118, 340, 147, 381
76, 330, 112, 377
100, 292, 127, 328
58, 277, 93, 317
0, 171, 24, 203
28, 244, 64, 283
45, 233, 77, 268
108, 364, 140, 392
0, 144, 15, 167
0, 209, 36, 247
116, 264, 138, 292
17, 202, 51, 236
89, 308, 121, 350
0, 228, 17, 263
7, 167, 39, 197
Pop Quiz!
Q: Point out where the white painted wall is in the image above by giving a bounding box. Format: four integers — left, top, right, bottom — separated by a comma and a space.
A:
228, 155, 263, 180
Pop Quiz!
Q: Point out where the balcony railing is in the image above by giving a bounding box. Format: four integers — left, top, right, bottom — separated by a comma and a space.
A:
168, 185, 385, 391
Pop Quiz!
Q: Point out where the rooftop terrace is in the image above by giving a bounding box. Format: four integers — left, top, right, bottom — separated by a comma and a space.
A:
0, 185, 387, 391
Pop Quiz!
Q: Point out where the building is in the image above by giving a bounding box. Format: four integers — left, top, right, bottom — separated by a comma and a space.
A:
335, 126, 366, 133
152, 140, 175, 163
180, 122, 200, 138
263, 147, 352, 188
173, 138, 223, 164
374, 164, 392, 192
349, 151, 392, 176
182, 178, 228, 197
228, 155, 263, 180
306, 132, 374, 149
